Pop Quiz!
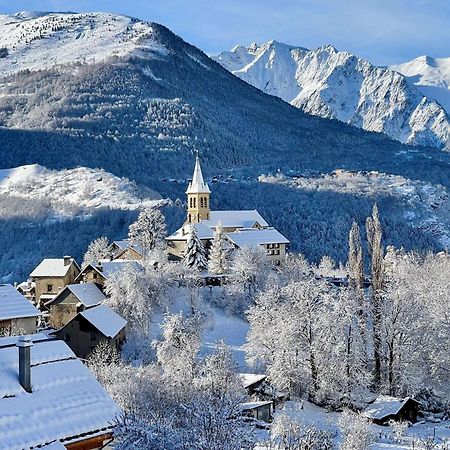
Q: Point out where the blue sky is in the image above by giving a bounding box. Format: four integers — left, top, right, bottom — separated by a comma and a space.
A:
0, 0, 449, 65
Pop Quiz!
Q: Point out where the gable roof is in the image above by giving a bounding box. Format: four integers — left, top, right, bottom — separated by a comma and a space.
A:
202, 210, 269, 229
109, 239, 144, 258
364, 395, 420, 421
79, 305, 127, 338
45, 283, 105, 308
239, 373, 267, 389
226, 227, 290, 247
167, 222, 215, 241
0, 284, 41, 321
30, 258, 80, 278
77, 259, 143, 281
0, 334, 120, 449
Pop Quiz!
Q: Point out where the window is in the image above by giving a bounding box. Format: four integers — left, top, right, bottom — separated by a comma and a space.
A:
193, 198, 196, 208
188, 214, 191, 223
275, 250, 280, 255
90, 333, 97, 341
93, 273, 97, 280
274, 243, 280, 249
204, 197, 208, 208
200, 197, 204, 208
47, 284, 53, 292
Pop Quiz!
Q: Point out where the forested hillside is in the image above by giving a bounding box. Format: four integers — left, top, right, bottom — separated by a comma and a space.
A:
0, 12, 450, 278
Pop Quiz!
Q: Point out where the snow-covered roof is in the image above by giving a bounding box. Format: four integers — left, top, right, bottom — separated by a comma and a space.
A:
79, 305, 127, 338
226, 227, 290, 247
0, 284, 41, 321
46, 283, 105, 307
186, 155, 210, 194
167, 222, 215, 241
0, 334, 120, 449
30, 257, 79, 277
78, 259, 143, 280
239, 373, 267, 389
110, 239, 144, 257
242, 401, 273, 410
203, 210, 269, 229
364, 395, 420, 420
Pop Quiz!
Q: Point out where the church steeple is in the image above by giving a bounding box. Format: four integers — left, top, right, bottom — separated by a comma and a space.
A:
186, 155, 210, 224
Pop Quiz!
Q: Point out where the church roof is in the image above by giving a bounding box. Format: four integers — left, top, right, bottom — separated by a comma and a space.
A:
226, 227, 290, 247
203, 210, 269, 229
186, 156, 210, 194
166, 222, 214, 241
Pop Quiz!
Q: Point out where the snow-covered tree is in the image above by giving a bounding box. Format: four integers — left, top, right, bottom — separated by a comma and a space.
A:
154, 313, 202, 385
348, 221, 364, 294
128, 207, 166, 255
338, 410, 374, 450
366, 204, 384, 388
82, 236, 109, 266
183, 225, 208, 271
208, 222, 228, 275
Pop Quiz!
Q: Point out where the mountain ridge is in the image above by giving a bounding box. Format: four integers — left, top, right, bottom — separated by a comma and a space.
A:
213, 41, 450, 149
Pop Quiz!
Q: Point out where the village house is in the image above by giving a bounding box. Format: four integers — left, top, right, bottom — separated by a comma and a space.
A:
16, 280, 35, 302
30, 256, 81, 307
44, 282, 106, 329
53, 304, 127, 359
0, 333, 120, 449
166, 156, 290, 262
364, 395, 421, 425
0, 284, 41, 335
75, 259, 143, 288
107, 239, 144, 260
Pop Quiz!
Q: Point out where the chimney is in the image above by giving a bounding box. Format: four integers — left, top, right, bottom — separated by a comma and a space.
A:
63, 255, 71, 267
16, 337, 33, 393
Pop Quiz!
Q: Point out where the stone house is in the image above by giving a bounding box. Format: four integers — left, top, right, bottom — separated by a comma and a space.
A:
30, 256, 80, 307
166, 156, 289, 262
108, 239, 144, 260
44, 283, 106, 329
54, 304, 127, 358
0, 284, 41, 335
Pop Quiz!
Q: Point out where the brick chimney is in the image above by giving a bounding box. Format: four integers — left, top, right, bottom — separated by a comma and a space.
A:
63, 255, 71, 267
16, 337, 33, 393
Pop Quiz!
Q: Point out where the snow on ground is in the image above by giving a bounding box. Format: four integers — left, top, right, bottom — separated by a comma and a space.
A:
267, 400, 450, 449
0, 164, 162, 216
0, 12, 168, 77
149, 287, 250, 370
259, 170, 450, 248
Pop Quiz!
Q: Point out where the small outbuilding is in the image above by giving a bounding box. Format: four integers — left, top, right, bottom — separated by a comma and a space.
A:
242, 400, 274, 423
54, 304, 126, 358
364, 395, 421, 425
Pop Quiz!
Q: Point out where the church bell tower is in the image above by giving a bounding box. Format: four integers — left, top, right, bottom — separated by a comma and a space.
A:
186, 155, 210, 224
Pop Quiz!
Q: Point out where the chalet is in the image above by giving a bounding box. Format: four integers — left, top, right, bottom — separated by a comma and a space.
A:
0, 333, 120, 449
44, 283, 106, 329
108, 239, 144, 260
53, 304, 126, 358
166, 156, 290, 262
364, 395, 421, 425
75, 259, 143, 288
239, 373, 288, 406
0, 284, 41, 335
30, 256, 81, 307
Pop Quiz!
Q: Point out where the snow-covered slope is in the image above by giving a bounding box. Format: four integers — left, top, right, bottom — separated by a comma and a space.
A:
0, 12, 167, 76
391, 56, 450, 114
213, 41, 450, 149
0, 164, 162, 218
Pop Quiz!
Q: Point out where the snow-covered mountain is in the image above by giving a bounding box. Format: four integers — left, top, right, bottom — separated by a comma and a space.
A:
391, 56, 450, 114
213, 41, 450, 149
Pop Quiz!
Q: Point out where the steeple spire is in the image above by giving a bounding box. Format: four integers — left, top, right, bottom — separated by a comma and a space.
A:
186, 154, 211, 224
186, 154, 210, 194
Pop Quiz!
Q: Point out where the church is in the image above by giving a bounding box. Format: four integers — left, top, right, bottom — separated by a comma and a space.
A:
166, 156, 289, 262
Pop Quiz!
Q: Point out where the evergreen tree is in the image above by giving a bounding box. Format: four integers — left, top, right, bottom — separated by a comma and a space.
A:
208, 222, 228, 275
183, 225, 208, 271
